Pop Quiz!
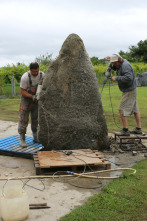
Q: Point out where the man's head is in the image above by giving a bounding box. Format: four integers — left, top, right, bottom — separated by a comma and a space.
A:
110, 54, 122, 69
29, 62, 39, 76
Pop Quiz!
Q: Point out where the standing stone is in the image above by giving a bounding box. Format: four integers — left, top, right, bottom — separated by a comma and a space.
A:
38, 33, 109, 150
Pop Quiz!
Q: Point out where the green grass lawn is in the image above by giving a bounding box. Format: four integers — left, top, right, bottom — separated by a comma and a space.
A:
60, 159, 147, 221
0, 98, 20, 121
0, 85, 146, 133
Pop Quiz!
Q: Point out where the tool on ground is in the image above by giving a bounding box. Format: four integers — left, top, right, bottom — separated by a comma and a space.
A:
29, 203, 50, 210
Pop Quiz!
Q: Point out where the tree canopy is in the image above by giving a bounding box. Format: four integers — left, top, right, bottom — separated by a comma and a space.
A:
119, 39, 147, 63
35, 53, 53, 65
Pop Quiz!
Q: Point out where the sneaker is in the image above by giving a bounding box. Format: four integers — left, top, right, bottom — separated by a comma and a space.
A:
130, 128, 142, 134
115, 129, 130, 136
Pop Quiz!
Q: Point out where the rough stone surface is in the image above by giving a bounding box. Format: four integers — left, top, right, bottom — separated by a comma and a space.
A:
38, 33, 109, 150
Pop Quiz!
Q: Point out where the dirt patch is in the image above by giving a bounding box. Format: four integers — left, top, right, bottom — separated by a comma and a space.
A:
0, 120, 146, 221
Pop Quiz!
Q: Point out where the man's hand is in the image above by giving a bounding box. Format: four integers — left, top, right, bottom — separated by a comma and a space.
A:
111, 76, 116, 82
32, 95, 38, 103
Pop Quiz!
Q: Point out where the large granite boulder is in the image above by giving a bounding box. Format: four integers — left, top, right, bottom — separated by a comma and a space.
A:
38, 33, 109, 150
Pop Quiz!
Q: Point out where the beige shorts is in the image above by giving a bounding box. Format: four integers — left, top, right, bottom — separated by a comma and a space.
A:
119, 88, 139, 116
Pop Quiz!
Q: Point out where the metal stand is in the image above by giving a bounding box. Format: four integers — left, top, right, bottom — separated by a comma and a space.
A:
114, 133, 147, 149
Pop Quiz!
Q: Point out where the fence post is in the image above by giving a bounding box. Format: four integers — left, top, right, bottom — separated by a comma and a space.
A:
11, 75, 16, 96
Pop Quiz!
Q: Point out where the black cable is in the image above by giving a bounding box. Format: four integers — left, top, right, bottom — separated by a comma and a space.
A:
72, 151, 122, 166
53, 154, 87, 183
21, 179, 45, 191
71, 151, 102, 159
52, 171, 102, 189
21, 170, 46, 191
100, 83, 105, 94
100, 79, 120, 129
54, 150, 122, 173
52, 152, 103, 189
108, 80, 121, 129
2, 178, 45, 196
54, 150, 96, 173
64, 182, 102, 189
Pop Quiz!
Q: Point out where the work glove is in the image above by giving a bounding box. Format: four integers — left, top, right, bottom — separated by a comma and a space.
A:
32, 95, 38, 103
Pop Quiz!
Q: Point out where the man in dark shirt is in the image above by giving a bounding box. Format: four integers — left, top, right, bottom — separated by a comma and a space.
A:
110, 54, 142, 136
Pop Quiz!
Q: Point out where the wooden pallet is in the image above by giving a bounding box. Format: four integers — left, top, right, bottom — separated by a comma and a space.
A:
33, 149, 111, 175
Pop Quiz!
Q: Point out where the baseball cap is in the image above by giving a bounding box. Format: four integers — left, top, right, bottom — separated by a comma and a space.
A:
110, 54, 119, 63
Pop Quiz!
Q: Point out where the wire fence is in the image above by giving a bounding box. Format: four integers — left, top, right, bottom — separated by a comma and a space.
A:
0, 83, 20, 97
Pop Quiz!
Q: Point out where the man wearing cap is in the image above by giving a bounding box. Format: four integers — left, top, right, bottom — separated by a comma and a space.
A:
18, 62, 44, 147
110, 54, 142, 136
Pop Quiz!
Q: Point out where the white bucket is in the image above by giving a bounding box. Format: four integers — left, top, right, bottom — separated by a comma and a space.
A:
0, 185, 29, 221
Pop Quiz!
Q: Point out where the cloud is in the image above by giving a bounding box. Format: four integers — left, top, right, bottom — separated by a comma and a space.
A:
0, 0, 147, 66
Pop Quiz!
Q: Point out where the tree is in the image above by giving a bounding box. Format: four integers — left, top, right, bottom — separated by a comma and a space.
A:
90, 57, 100, 65
129, 39, 147, 63
119, 50, 134, 62
91, 56, 106, 65
35, 53, 53, 65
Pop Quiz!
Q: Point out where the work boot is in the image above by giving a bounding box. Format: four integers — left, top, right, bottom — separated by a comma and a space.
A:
20, 133, 27, 148
130, 127, 142, 135
33, 132, 40, 143
115, 129, 130, 136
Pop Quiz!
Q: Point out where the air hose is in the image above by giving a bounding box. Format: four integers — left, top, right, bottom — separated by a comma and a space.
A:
0, 168, 136, 181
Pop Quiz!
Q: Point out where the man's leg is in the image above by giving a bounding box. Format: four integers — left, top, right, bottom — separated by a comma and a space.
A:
18, 109, 29, 147
31, 103, 39, 142
117, 91, 130, 135
115, 110, 130, 136
119, 110, 128, 129
134, 112, 141, 128
130, 112, 142, 134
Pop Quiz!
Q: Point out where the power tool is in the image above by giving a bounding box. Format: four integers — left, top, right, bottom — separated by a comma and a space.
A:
103, 64, 112, 84
101, 63, 113, 94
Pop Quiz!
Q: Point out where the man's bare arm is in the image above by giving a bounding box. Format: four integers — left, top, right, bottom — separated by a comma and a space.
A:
20, 88, 33, 99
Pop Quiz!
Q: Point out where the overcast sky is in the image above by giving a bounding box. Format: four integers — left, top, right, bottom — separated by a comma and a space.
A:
0, 0, 147, 67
